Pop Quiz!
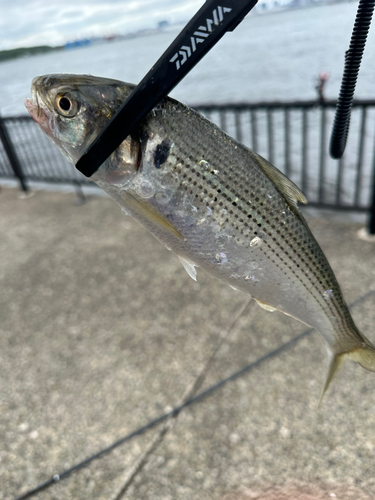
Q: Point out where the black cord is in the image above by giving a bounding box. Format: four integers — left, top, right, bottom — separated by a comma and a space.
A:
330, 0, 375, 159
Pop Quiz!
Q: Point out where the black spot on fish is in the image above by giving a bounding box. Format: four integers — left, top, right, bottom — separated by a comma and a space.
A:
154, 139, 171, 169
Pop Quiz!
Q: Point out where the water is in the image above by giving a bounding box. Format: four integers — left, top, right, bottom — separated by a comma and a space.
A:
1, 2, 375, 117
1, 2, 374, 209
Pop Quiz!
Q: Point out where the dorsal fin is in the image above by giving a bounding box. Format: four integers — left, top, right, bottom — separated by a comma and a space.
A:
254, 153, 307, 207
251, 151, 308, 227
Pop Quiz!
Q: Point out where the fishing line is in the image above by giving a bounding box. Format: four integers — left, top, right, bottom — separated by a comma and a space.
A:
14, 288, 375, 500
110, 298, 253, 500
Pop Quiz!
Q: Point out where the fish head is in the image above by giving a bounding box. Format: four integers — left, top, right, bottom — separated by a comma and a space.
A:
25, 74, 139, 185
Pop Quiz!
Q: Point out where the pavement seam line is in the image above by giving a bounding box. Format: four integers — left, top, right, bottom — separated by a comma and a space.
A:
110, 298, 253, 500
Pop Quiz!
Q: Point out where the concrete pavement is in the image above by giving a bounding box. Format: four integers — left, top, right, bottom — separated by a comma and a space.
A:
1, 187, 375, 500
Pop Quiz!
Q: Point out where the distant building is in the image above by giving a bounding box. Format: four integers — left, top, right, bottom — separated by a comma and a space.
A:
256, 0, 292, 10
158, 20, 170, 30
65, 39, 91, 50
255, 0, 326, 10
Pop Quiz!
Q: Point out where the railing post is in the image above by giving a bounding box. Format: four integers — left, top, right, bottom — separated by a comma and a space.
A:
318, 103, 327, 203
369, 141, 375, 234
0, 115, 28, 192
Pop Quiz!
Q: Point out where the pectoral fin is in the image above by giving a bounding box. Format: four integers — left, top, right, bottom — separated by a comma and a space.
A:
124, 192, 183, 239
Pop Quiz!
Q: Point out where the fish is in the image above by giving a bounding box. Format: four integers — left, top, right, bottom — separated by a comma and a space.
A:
25, 74, 375, 397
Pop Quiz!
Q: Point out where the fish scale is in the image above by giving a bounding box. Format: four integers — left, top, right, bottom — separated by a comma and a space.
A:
26, 73, 375, 396
149, 103, 343, 324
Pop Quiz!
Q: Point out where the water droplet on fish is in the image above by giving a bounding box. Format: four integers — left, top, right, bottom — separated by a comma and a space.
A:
135, 180, 154, 198
250, 236, 262, 247
198, 159, 210, 169
247, 261, 259, 270
230, 285, 237, 290
268, 194, 272, 199
323, 289, 334, 299
121, 208, 129, 216
215, 252, 228, 264
207, 206, 212, 216
245, 275, 260, 283
192, 206, 198, 212
280, 282, 291, 291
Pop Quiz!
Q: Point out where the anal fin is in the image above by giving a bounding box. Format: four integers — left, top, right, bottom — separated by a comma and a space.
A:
255, 299, 276, 312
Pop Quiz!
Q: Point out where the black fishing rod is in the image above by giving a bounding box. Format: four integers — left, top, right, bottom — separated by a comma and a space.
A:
76, 0, 258, 177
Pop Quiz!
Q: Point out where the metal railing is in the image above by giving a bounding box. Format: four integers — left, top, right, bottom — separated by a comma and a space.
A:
1, 99, 375, 231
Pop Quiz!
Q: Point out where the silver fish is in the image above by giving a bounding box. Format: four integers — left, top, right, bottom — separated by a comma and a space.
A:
25, 74, 375, 396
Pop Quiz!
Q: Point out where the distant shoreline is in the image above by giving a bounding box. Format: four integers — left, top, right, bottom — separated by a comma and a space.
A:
1, 0, 357, 64
0, 45, 63, 63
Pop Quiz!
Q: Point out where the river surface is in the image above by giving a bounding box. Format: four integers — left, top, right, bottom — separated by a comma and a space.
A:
1, 1, 374, 209
1, 2, 374, 116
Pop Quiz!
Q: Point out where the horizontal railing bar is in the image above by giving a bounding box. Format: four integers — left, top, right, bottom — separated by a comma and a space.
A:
2, 100, 375, 217
303, 202, 368, 212
193, 99, 375, 111
23, 176, 93, 184
4, 99, 375, 121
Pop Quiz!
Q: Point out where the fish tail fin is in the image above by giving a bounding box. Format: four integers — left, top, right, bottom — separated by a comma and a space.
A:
346, 333, 375, 371
321, 332, 375, 402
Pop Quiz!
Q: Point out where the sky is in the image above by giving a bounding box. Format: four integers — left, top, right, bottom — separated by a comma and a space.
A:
0, 0, 205, 51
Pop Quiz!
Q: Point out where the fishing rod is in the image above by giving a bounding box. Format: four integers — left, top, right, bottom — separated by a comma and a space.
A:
75, 0, 258, 177
76, 0, 374, 176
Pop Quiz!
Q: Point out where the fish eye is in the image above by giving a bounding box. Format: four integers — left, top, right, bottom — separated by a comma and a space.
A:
56, 92, 79, 117
59, 97, 71, 111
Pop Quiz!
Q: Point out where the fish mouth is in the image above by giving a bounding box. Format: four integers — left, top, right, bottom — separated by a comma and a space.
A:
24, 94, 47, 125
24, 97, 39, 119
24, 85, 52, 134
